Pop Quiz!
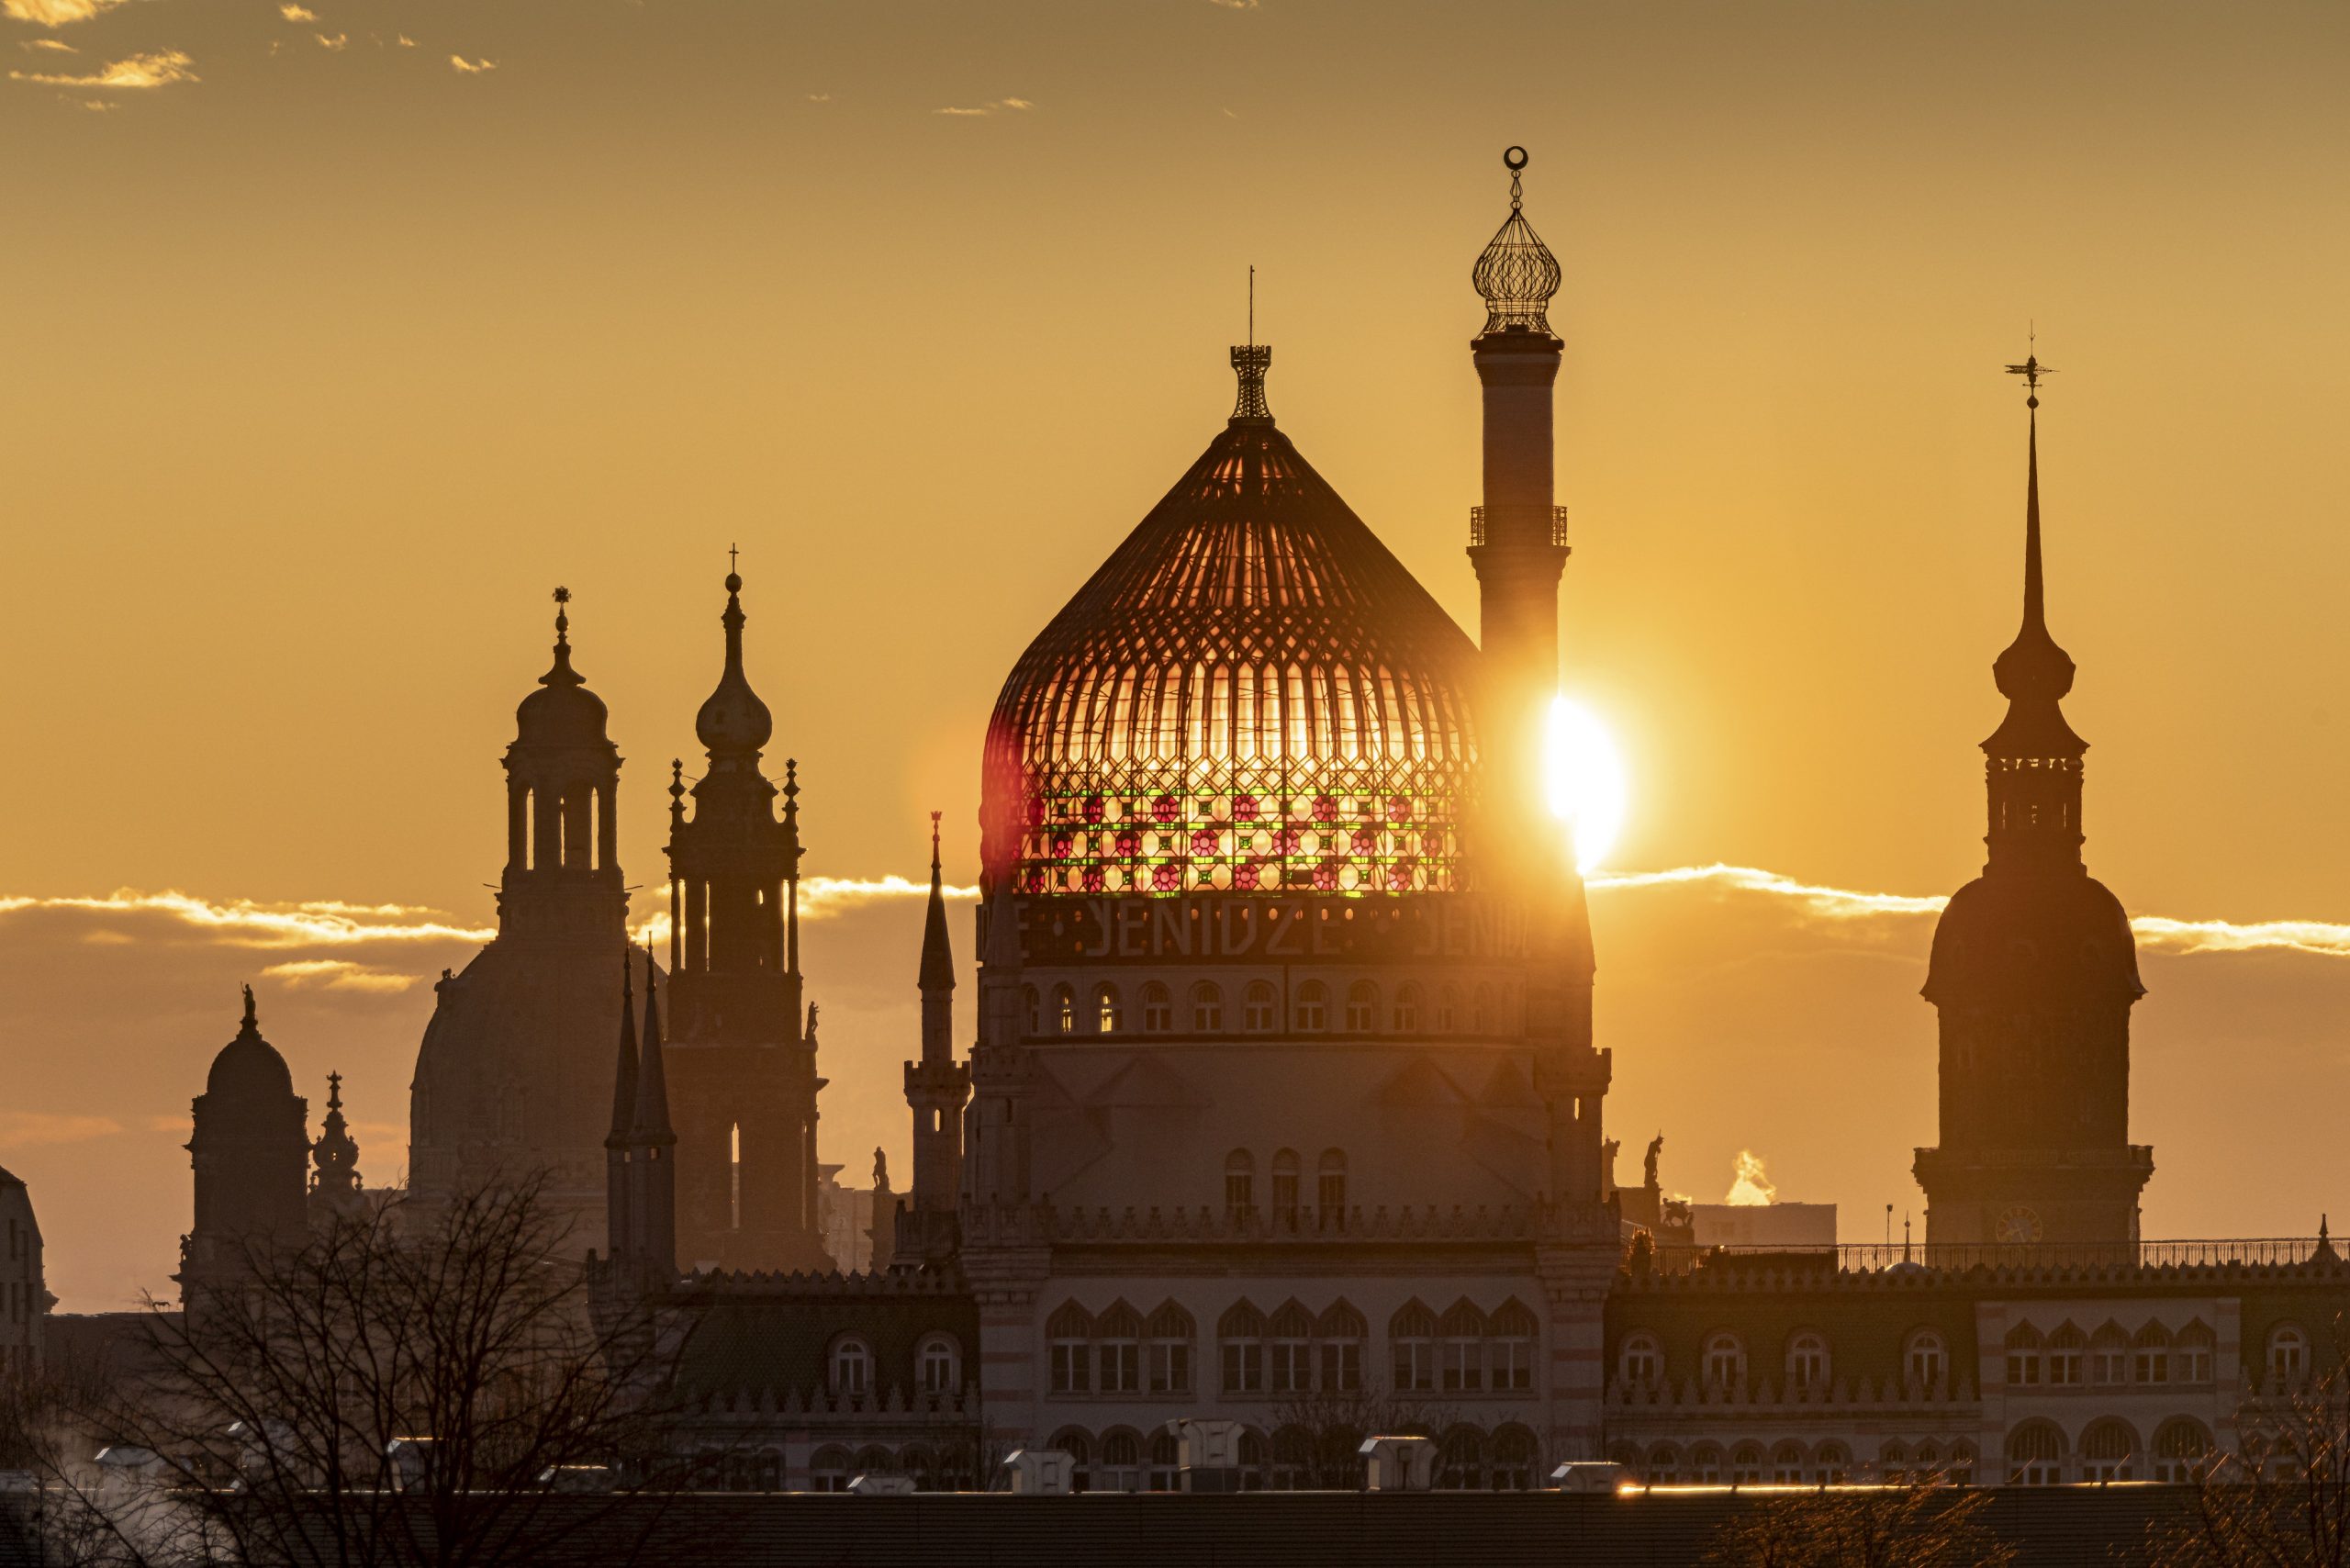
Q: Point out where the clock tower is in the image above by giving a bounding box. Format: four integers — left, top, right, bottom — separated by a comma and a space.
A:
1911, 358, 2153, 1254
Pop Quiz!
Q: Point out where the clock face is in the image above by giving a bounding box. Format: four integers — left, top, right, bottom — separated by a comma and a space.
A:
1995, 1205, 2044, 1245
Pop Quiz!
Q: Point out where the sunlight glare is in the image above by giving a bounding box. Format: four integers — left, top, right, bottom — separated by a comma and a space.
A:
1545, 696, 1627, 875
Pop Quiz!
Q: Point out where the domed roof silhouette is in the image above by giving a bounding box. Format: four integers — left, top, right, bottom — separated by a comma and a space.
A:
1925, 870, 2144, 1009
980, 350, 1480, 897
515, 591, 611, 748
206, 986, 297, 1102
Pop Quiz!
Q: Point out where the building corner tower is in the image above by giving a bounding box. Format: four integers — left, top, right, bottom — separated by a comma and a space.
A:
1914, 356, 2152, 1252
898, 812, 970, 1268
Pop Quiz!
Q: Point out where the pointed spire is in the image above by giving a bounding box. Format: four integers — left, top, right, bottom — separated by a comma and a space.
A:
632, 944, 674, 1146
920, 811, 956, 992
694, 559, 773, 758
542, 586, 585, 690
1986, 350, 2086, 761
606, 947, 640, 1148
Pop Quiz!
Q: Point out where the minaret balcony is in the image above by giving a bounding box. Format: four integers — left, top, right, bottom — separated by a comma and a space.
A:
1469, 505, 1569, 548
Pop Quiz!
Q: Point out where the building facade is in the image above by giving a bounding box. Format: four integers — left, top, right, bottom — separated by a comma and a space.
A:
0, 1166, 50, 1377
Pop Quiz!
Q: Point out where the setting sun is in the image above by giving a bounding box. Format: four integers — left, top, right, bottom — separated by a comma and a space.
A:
1546, 696, 1627, 875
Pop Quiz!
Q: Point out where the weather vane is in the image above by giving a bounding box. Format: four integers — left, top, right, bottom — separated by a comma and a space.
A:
2004, 327, 2054, 408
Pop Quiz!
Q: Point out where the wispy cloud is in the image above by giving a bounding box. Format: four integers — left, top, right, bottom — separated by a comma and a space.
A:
261, 959, 420, 994
279, 2, 315, 17
0, 890, 492, 948
314, 31, 346, 50
935, 97, 1033, 117
807, 92, 832, 103
1207, 0, 1259, 8
395, 33, 414, 47
1, 0, 132, 24
1, 1111, 125, 1148
449, 53, 495, 73
9, 47, 196, 88
17, 37, 77, 52
626, 875, 977, 951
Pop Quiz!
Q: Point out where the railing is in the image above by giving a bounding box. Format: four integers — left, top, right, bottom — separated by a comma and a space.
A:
1468, 505, 1569, 547
1677, 1238, 2339, 1274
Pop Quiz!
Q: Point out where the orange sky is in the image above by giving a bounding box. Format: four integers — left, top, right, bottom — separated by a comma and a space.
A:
5, 0, 2348, 1309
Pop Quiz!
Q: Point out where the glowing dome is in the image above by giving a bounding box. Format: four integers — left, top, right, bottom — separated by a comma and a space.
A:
980, 352, 1481, 897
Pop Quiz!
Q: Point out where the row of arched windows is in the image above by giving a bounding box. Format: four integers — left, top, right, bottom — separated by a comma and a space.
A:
1618, 1327, 1951, 1393
822, 1332, 963, 1399
1045, 1296, 1543, 1399
1610, 1438, 1877, 1486
2005, 1417, 2215, 1484
1223, 1148, 1345, 1224
1043, 1422, 1541, 1493
2002, 1319, 2222, 1389
1024, 979, 1509, 1038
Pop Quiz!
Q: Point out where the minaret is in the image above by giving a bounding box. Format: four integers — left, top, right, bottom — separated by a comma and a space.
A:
900, 812, 972, 1265
308, 1072, 363, 1220
629, 946, 677, 1282
1914, 355, 2151, 1251
602, 951, 639, 1265
182, 988, 311, 1306
661, 563, 833, 1272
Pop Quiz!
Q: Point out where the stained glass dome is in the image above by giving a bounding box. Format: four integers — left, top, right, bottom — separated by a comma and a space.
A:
979, 353, 1481, 898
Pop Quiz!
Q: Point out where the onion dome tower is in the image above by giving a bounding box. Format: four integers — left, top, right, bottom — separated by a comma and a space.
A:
408, 589, 631, 1254
660, 566, 833, 1273
979, 342, 1482, 900
182, 987, 311, 1306
1913, 356, 2151, 1252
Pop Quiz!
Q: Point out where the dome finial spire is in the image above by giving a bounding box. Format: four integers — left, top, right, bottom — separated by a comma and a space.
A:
1230, 268, 1272, 425
553, 585, 571, 646
1473, 146, 1561, 338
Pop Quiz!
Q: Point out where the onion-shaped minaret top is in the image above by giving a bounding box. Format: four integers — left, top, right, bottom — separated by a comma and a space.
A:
1472, 147, 1561, 338
694, 563, 774, 761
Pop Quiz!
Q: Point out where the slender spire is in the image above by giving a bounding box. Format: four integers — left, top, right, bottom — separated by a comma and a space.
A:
919, 810, 955, 992
1986, 349, 2085, 760
541, 586, 585, 690
632, 944, 674, 1145
783, 756, 803, 981
606, 947, 640, 1148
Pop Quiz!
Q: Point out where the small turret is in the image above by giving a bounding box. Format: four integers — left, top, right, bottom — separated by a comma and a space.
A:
308, 1071, 363, 1219
628, 946, 677, 1282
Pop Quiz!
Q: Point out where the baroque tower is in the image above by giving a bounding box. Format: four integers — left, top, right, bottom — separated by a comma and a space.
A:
408, 589, 632, 1250
182, 987, 311, 1305
1913, 357, 2152, 1251
661, 567, 832, 1272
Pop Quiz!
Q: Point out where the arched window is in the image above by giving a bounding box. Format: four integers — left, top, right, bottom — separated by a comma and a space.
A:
2006, 1420, 2065, 1486
851, 1445, 893, 1484
1702, 1330, 1746, 1389
1270, 1148, 1301, 1223
917, 1333, 960, 1394
1436, 985, 1460, 1033
2047, 1321, 2085, 1386
1097, 1430, 1142, 1494
1344, 980, 1377, 1031
1294, 980, 1327, 1032
1097, 1302, 1141, 1394
1814, 1441, 1850, 1484
1472, 982, 1494, 1034
1317, 1148, 1347, 1216
1619, 1331, 1662, 1389
1316, 1301, 1366, 1392
2090, 1321, 2131, 1385
1729, 1442, 1765, 1484
1771, 1440, 1806, 1484
1053, 983, 1076, 1036
1492, 1426, 1538, 1491
809, 1445, 852, 1493
1147, 1301, 1194, 1394
2132, 1320, 2173, 1384
1489, 1299, 1538, 1392
1645, 1443, 1681, 1484
1243, 980, 1278, 1033
829, 1335, 875, 1398
2270, 1323, 2309, 1383
2004, 1322, 2043, 1387
1785, 1329, 1830, 1392
2079, 1418, 2137, 1484
1688, 1443, 1723, 1484
1048, 1301, 1092, 1394
1190, 981, 1224, 1033
2153, 1417, 2214, 1484
1949, 1441, 1977, 1484
1140, 981, 1172, 1034
1022, 985, 1041, 1036
1048, 1429, 1092, 1494
1147, 1429, 1180, 1492
1880, 1440, 1909, 1484
1391, 1301, 1437, 1393
1269, 1301, 1313, 1394
2176, 1320, 2216, 1384
1393, 982, 1421, 1033
1439, 1300, 1486, 1392
1237, 1428, 1269, 1488
1904, 1328, 1947, 1390
1438, 1426, 1484, 1491
1224, 1149, 1255, 1224
1094, 983, 1122, 1035
1219, 1301, 1265, 1394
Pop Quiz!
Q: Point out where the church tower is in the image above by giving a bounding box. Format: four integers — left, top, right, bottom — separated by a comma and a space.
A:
897, 812, 970, 1266
661, 566, 832, 1273
408, 589, 631, 1250
1913, 358, 2152, 1252
182, 988, 311, 1306
308, 1071, 363, 1224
